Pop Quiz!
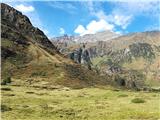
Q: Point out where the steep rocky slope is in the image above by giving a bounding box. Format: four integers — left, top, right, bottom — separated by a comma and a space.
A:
89, 31, 160, 87
52, 31, 160, 87
1, 3, 110, 88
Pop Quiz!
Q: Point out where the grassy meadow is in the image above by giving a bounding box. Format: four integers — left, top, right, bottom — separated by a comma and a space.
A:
1, 85, 160, 120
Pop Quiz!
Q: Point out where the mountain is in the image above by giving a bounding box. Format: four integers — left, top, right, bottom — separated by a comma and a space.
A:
2, 3, 159, 90
1, 3, 109, 89
51, 34, 77, 54
51, 31, 119, 58
73, 31, 119, 43
52, 31, 160, 88
51, 31, 119, 52
90, 31, 160, 87
52, 30, 119, 43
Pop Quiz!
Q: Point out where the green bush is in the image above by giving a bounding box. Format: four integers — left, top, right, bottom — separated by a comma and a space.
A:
1, 87, 12, 91
1, 104, 12, 112
1, 77, 11, 85
131, 98, 145, 103
30, 71, 46, 77
118, 94, 128, 97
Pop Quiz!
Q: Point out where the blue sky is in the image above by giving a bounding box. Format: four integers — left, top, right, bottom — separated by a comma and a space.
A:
3, 0, 160, 38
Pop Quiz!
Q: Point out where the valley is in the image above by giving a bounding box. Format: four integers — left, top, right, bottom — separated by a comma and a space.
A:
2, 85, 160, 120
1, 2, 160, 120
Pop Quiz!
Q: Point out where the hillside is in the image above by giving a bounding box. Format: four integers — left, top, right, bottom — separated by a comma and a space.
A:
52, 31, 160, 88
2, 3, 160, 89
1, 3, 109, 88
90, 31, 160, 87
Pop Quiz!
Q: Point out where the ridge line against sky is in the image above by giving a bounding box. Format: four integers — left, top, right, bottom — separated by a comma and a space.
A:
2, 0, 160, 38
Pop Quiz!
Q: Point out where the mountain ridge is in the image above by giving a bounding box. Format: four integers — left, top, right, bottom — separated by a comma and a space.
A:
52, 30, 160, 87
1, 3, 111, 89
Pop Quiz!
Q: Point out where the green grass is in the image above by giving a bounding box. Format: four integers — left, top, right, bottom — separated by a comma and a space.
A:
1, 39, 14, 47
91, 55, 109, 66
1, 85, 160, 120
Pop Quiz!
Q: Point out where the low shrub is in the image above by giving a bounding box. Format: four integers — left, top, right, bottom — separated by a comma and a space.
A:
1, 104, 12, 112
26, 91, 35, 94
4, 94, 15, 96
1, 87, 12, 91
118, 94, 128, 97
30, 71, 47, 77
1, 77, 11, 85
131, 98, 145, 103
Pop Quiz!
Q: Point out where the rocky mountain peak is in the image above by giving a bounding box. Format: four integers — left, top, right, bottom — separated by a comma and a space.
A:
1, 3, 32, 32
1, 3, 56, 52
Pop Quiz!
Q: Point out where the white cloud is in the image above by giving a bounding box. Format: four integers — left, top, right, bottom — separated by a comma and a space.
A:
59, 28, 65, 34
94, 10, 132, 30
15, 4, 34, 13
107, 1, 159, 29
95, 10, 107, 20
86, 19, 114, 33
49, 2, 77, 14
74, 25, 86, 35
112, 1, 159, 18
74, 19, 114, 36
84, 1, 159, 31
115, 31, 123, 35
112, 14, 133, 29
84, 2, 132, 30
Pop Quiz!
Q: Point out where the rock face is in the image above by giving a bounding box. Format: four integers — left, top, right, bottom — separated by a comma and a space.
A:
1, 3, 56, 52
51, 35, 94, 70
68, 44, 92, 70
51, 31, 119, 62
52, 30, 160, 88
89, 31, 160, 87
51, 34, 77, 54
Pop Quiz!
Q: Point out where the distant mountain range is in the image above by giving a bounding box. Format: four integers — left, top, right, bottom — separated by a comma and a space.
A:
52, 30, 160, 88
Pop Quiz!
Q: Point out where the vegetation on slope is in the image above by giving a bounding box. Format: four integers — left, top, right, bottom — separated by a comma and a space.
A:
1, 3, 110, 88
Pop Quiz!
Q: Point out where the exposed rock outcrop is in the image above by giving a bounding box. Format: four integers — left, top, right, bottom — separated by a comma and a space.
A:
1, 3, 56, 52
52, 30, 160, 88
